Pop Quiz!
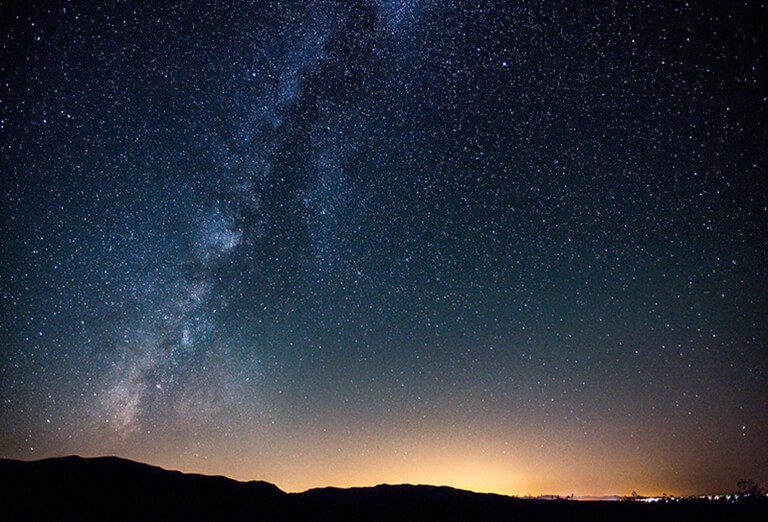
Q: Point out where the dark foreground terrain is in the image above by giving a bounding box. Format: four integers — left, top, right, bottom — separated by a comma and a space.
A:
0, 456, 765, 521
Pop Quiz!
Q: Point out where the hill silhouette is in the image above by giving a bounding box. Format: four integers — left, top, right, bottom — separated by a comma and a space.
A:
1, 455, 765, 521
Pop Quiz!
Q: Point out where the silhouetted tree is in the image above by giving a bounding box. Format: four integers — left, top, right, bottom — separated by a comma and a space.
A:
737, 479, 764, 497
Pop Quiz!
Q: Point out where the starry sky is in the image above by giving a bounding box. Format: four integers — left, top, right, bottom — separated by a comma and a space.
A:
1, 0, 767, 496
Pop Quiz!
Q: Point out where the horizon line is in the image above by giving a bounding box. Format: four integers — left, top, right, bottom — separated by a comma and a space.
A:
2, 453, 741, 500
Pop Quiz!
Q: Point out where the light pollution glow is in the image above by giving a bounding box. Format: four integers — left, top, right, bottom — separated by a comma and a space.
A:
49, 417, 761, 497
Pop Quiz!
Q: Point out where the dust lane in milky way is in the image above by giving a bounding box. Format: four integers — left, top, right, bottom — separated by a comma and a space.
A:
1, 0, 766, 496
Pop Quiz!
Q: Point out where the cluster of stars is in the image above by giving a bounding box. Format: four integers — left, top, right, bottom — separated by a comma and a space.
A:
0, 0, 765, 496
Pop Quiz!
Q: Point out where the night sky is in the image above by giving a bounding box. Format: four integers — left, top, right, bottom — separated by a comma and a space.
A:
1, 0, 766, 496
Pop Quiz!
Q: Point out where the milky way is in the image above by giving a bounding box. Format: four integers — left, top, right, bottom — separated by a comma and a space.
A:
1, 1, 766, 495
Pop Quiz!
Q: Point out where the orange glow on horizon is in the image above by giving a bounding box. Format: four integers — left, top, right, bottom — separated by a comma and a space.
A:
61, 418, 750, 499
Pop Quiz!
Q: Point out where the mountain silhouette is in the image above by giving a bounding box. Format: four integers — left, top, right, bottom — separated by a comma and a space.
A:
1, 455, 765, 521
